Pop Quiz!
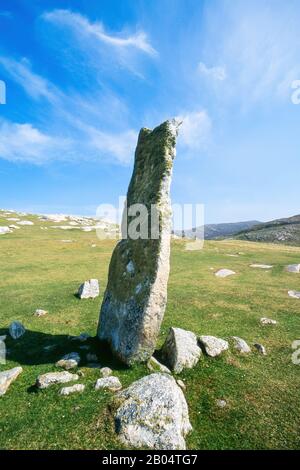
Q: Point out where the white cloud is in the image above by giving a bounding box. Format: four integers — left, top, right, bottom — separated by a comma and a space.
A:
198, 62, 227, 81
42, 9, 157, 57
177, 110, 212, 151
87, 128, 137, 165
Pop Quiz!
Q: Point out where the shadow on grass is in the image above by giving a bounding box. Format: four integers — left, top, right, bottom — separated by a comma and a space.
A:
0, 327, 128, 372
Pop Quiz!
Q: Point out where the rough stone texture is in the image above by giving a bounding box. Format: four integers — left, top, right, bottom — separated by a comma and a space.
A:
147, 356, 171, 374
254, 343, 267, 355
97, 120, 180, 365
100, 367, 113, 377
34, 309, 48, 317
288, 290, 300, 299
114, 373, 192, 450
60, 384, 85, 395
250, 264, 273, 269
56, 352, 80, 370
260, 317, 277, 325
160, 327, 201, 373
78, 279, 99, 299
36, 371, 79, 389
9, 321, 25, 339
232, 336, 251, 353
0, 367, 23, 396
215, 269, 236, 278
199, 335, 229, 357
286, 264, 300, 273
95, 376, 122, 391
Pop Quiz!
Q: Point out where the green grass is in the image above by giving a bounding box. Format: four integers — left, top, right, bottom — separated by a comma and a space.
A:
0, 213, 300, 449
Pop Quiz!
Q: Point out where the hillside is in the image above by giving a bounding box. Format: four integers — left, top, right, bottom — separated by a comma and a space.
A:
175, 220, 260, 240
236, 214, 300, 246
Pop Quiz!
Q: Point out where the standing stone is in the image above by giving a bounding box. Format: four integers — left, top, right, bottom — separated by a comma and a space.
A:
9, 321, 26, 339
97, 120, 180, 365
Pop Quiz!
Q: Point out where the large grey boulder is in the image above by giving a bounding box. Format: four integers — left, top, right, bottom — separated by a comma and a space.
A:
114, 373, 192, 450
199, 335, 229, 357
97, 120, 180, 365
78, 279, 99, 299
9, 321, 25, 339
36, 371, 79, 389
160, 327, 201, 373
60, 384, 85, 395
0, 367, 23, 396
56, 352, 80, 370
95, 376, 122, 392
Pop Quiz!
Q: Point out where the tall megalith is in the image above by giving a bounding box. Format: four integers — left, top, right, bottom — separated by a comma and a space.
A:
97, 119, 180, 365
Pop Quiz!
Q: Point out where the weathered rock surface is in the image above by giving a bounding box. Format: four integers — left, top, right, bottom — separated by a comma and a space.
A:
288, 290, 300, 299
286, 264, 300, 273
36, 371, 79, 389
254, 343, 267, 355
78, 279, 99, 299
98, 120, 180, 365
9, 321, 26, 339
147, 356, 171, 374
114, 373, 192, 450
160, 327, 201, 373
100, 367, 113, 377
60, 384, 85, 395
95, 376, 122, 391
215, 269, 236, 278
0, 367, 23, 396
260, 317, 277, 325
232, 336, 251, 353
56, 352, 80, 370
199, 335, 229, 357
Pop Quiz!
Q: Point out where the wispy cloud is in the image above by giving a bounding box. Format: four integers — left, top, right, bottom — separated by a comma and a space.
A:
42, 9, 157, 57
198, 62, 227, 81
177, 110, 212, 152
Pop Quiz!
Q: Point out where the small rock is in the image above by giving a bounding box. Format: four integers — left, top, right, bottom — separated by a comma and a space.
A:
114, 373, 192, 450
56, 352, 80, 370
216, 399, 227, 408
161, 327, 201, 373
0, 367, 23, 396
288, 290, 300, 299
100, 367, 113, 377
36, 371, 79, 389
176, 379, 186, 391
0, 226, 11, 235
78, 279, 99, 299
199, 335, 229, 357
286, 264, 300, 273
147, 356, 171, 374
260, 317, 277, 325
215, 269, 236, 278
95, 376, 122, 392
60, 384, 85, 396
232, 336, 251, 353
17, 220, 34, 225
250, 264, 273, 269
254, 343, 267, 355
9, 321, 26, 339
34, 309, 48, 317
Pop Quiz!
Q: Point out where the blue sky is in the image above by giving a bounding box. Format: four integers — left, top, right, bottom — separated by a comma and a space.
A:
0, 0, 299, 224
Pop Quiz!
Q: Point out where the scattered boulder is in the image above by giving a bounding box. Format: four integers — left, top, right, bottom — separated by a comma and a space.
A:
0, 226, 11, 235
78, 279, 99, 299
98, 120, 181, 365
17, 220, 34, 225
0, 367, 23, 396
231, 336, 251, 353
199, 335, 229, 357
34, 309, 48, 317
288, 290, 300, 299
95, 376, 122, 392
254, 343, 267, 355
36, 371, 79, 389
60, 384, 85, 396
215, 269, 236, 278
147, 356, 171, 374
100, 367, 113, 377
114, 373, 192, 450
250, 264, 273, 269
9, 321, 25, 339
216, 399, 227, 408
56, 352, 80, 370
286, 264, 300, 273
260, 317, 277, 325
160, 327, 201, 373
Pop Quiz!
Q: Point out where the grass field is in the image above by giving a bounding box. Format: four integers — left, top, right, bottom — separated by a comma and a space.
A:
1, 212, 300, 450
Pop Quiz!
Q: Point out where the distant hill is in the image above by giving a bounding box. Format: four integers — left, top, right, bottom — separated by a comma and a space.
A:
235, 214, 300, 246
174, 220, 261, 240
